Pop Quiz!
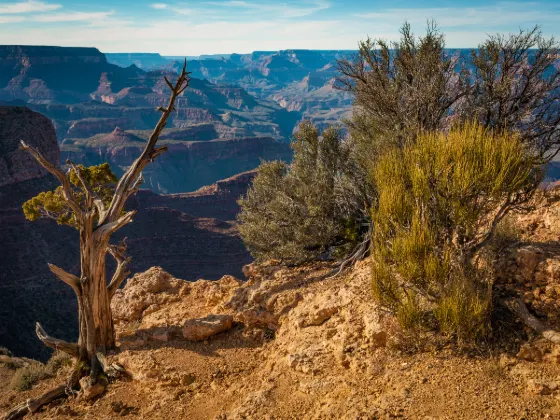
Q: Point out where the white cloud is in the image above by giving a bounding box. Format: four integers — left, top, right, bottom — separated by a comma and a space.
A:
32, 11, 114, 22
0, 15, 25, 23
206, 0, 330, 18
0, 0, 61, 14
150, 3, 168, 10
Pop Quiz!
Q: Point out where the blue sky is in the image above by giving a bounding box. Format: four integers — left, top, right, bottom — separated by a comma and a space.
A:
0, 0, 558, 55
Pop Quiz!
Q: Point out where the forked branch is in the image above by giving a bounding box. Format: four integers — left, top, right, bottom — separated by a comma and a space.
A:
107, 239, 131, 298
95, 210, 136, 239
100, 60, 191, 225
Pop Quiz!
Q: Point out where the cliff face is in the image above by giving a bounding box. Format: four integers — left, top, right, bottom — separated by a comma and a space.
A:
0, 106, 76, 361
0, 107, 254, 360
0, 46, 143, 104
0, 107, 59, 187
160, 50, 355, 129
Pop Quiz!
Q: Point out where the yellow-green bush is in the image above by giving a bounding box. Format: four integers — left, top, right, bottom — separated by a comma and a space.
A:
370, 122, 538, 341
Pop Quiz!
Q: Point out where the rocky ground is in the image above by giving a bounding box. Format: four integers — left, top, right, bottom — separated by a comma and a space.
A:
2, 187, 560, 419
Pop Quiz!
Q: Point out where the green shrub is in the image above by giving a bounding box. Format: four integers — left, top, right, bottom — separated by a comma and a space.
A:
338, 23, 560, 167
370, 122, 539, 341
238, 121, 370, 263
10, 362, 52, 391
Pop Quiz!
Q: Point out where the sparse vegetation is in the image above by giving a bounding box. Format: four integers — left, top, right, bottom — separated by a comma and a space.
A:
238, 22, 558, 345
9, 352, 74, 392
238, 120, 369, 264
10, 362, 52, 392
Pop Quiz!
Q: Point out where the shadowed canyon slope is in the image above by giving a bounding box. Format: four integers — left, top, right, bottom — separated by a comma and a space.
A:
0, 106, 254, 359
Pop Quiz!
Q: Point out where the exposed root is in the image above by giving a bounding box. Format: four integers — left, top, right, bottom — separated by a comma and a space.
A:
507, 298, 560, 344
2, 369, 80, 420
327, 225, 371, 279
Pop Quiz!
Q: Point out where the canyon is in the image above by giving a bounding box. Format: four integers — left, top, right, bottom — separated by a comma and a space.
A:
0, 46, 298, 194
0, 106, 255, 359
106, 49, 355, 131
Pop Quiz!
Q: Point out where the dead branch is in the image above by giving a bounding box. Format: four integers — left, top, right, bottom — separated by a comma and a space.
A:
95, 210, 136, 239
35, 322, 79, 358
100, 60, 190, 226
47, 263, 80, 294
2, 368, 80, 420
507, 298, 560, 344
19, 141, 82, 217
127, 174, 144, 198
327, 222, 372, 279
2, 385, 68, 420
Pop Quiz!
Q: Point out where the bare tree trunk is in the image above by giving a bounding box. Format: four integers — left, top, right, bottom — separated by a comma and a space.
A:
3, 62, 191, 419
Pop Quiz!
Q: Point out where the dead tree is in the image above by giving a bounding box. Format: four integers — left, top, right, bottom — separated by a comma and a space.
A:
3, 62, 190, 420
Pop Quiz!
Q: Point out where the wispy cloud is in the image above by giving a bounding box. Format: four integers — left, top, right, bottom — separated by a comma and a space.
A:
209, 0, 330, 18
0, 0, 557, 54
167, 0, 330, 19
358, 2, 559, 29
0, 0, 61, 14
33, 11, 114, 23
0, 15, 25, 23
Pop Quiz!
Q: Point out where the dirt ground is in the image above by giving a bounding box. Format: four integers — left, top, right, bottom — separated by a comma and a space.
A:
2, 188, 560, 419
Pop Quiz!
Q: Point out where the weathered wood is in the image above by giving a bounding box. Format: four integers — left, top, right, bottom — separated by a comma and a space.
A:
2, 385, 68, 420
47, 263, 80, 293
107, 240, 131, 299
15, 63, 189, 367
35, 323, 79, 358
2, 368, 80, 420
508, 298, 560, 344
100, 60, 190, 226
7, 61, 190, 420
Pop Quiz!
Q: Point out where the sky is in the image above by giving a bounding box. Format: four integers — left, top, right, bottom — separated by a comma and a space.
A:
0, 0, 558, 55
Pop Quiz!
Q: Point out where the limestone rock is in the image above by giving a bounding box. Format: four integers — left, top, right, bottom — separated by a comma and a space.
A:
78, 376, 106, 401
183, 314, 234, 341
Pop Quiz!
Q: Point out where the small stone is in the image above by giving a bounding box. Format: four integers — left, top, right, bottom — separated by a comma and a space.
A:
78, 376, 106, 401
527, 379, 552, 395
517, 344, 543, 362
180, 373, 196, 386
